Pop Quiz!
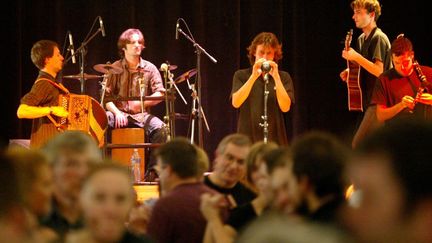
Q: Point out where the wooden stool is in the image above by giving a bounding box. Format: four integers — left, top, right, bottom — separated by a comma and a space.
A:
111, 128, 145, 181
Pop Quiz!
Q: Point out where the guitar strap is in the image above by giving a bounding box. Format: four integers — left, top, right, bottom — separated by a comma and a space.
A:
35, 78, 70, 94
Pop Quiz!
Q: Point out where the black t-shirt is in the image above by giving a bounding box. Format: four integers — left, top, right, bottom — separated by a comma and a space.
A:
226, 202, 258, 231
204, 175, 256, 208
356, 27, 392, 108
231, 68, 295, 145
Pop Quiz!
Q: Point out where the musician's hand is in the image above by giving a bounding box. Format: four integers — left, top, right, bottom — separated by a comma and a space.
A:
340, 69, 348, 82
342, 48, 360, 62
268, 60, 280, 79
115, 113, 128, 128
417, 93, 432, 106
252, 58, 267, 78
50, 106, 69, 118
401, 95, 415, 110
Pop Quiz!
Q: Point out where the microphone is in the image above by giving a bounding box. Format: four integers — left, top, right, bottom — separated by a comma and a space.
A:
175, 20, 179, 40
261, 61, 271, 73
68, 31, 76, 64
99, 16, 106, 37
160, 63, 169, 72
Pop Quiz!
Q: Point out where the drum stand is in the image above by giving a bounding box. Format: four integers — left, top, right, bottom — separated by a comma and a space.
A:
162, 65, 187, 141
99, 74, 108, 104
259, 74, 270, 143
186, 78, 210, 144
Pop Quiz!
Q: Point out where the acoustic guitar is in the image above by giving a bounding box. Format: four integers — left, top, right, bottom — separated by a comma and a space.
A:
344, 29, 363, 111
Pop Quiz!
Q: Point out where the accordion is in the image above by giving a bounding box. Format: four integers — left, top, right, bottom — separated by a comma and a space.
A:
55, 94, 108, 147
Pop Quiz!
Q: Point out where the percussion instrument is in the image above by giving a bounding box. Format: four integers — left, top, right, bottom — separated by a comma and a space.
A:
175, 68, 197, 83
63, 73, 104, 80
93, 63, 123, 74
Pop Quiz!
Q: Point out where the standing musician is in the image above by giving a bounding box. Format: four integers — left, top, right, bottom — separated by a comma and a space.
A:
231, 32, 295, 145
104, 28, 166, 180
340, 0, 392, 148
17, 40, 69, 148
371, 35, 432, 123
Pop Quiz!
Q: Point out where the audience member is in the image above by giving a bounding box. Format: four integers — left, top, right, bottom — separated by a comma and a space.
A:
66, 163, 152, 243
201, 142, 278, 243
147, 137, 218, 243
40, 131, 102, 240
204, 134, 256, 208
343, 119, 432, 243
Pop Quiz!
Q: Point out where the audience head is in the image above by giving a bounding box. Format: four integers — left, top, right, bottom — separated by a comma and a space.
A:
7, 147, 53, 217
245, 141, 278, 192
290, 131, 349, 215
259, 147, 295, 213
154, 137, 198, 192
343, 119, 432, 243
194, 145, 210, 181
213, 134, 251, 188
42, 131, 102, 201
0, 152, 33, 243
79, 162, 134, 243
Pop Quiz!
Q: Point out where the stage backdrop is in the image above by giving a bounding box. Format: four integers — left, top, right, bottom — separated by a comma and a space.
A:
3, 0, 431, 159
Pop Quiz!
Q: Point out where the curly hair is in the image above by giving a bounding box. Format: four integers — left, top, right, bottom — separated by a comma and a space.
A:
247, 32, 283, 65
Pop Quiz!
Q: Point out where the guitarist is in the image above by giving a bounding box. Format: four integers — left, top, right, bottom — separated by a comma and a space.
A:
17, 40, 69, 148
339, 0, 392, 148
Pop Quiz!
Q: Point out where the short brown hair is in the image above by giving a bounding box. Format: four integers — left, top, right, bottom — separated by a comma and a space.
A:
154, 137, 198, 179
247, 32, 283, 65
391, 34, 413, 56
245, 141, 278, 184
31, 40, 58, 70
117, 28, 145, 58
351, 0, 382, 22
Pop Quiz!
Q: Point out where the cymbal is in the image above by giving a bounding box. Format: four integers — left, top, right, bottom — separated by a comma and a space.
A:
63, 73, 103, 80
175, 68, 197, 83
93, 63, 123, 74
159, 64, 178, 71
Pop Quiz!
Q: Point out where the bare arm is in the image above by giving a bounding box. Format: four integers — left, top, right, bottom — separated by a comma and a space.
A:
269, 61, 291, 112
232, 60, 264, 108
343, 48, 384, 77
105, 101, 128, 128
17, 104, 68, 119
201, 193, 236, 243
376, 96, 414, 122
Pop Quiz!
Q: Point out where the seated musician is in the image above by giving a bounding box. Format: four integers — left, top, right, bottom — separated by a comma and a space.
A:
17, 40, 69, 148
104, 28, 167, 180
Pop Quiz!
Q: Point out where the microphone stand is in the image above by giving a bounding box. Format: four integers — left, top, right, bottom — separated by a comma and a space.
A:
137, 68, 146, 117
259, 73, 270, 143
99, 74, 108, 104
162, 67, 172, 142
187, 78, 210, 144
63, 22, 104, 94
177, 22, 217, 147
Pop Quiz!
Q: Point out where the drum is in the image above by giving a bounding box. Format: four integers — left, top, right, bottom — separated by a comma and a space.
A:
111, 128, 145, 181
